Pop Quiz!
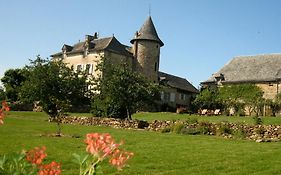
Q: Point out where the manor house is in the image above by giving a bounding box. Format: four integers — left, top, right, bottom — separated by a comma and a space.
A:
51, 16, 198, 111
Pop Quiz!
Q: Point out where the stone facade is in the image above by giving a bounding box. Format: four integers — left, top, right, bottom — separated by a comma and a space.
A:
256, 82, 281, 100
132, 40, 160, 83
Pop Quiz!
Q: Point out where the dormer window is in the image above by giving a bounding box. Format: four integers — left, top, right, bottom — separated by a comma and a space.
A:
214, 73, 225, 82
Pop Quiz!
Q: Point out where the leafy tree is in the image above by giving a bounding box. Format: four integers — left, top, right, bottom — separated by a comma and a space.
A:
218, 84, 264, 116
0, 86, 6, 101
193, 87, 220, 110
21, 56, 92, 135
92, 58, 160, 119
1, 68, 28, 101
268, 93, 281, 116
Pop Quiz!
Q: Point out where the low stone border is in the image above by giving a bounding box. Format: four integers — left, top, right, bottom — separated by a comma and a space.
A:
58, 116, 281, 142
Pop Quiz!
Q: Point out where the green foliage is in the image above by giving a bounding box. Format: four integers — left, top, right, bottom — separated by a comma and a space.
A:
171, 123, 186, 134
0, 151, 37, 175
1, 68, 28, 101
185, 117, 198, 124
233, 125, 247, 139
216, 122, 232, 136
193, 88, 220, 109
0, 87, 6, 101
218, 84, 264, 116
253, 116, 263, 125
20, 56, 92, 134
197, 121, 213, 135
161, 127, 171, 133
92, 58, 160, 119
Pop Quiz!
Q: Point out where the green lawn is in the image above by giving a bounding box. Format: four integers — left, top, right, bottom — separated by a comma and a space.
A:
1, 111, 281, 174
133, 112, 281, 125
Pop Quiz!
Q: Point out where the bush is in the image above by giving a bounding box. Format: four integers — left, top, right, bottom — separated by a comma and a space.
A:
161, 127, 171, 133
233, 126, 247, 139
253, 116, 263, 125
216, 122, 232, 136
171, 123, 186, 134
9, 101, 33, 111
198, 121, 213, 135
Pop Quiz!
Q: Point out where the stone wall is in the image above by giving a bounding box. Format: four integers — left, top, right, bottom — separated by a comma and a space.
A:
58, 116, 281, 142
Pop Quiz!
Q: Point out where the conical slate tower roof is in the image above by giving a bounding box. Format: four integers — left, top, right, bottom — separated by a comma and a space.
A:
131, 16, 164, 46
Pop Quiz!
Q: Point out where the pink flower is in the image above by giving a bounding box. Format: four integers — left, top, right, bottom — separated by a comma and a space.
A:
109, 149, 134, 170
0, 110, 4, 125
2, 101, 10, 112
38, 161, 61, 175
26, 146, 47, 165
85, 133, 120, 160
0, 101, 10, 125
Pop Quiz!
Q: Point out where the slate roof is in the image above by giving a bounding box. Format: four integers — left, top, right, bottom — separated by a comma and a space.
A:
203, 54, 281, 84
51, 36, 132, 57
159, 72, 199, 93
130, 16, 164, 46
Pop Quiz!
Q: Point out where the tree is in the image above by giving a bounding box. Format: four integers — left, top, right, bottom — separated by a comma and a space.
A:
91, 58, 160, 119
218, 84, 264, 116
21, 56, 92, 135
0, 86, 6, 101
1, 68, 28, 101
193, 87, 220, 110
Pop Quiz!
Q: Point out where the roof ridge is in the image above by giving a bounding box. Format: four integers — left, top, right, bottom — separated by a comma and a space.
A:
234, 53, 281, 58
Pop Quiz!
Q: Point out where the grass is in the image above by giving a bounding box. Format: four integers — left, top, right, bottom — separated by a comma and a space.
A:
133, 112, 281, 125
1, 111, 281, 174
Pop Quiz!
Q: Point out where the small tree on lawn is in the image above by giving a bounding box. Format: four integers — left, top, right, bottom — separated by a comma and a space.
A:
21, 56, 92, 135
92, 58, 160, 119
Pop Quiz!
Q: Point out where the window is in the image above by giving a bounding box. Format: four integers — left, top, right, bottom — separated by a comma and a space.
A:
170, 93, 175, 102
85, 64, 92, 74
76, 64, 83, 72
154, 62, 157, 72
164, 92, 170, 101
180, 93, 185, 100
160, 91, 164, 100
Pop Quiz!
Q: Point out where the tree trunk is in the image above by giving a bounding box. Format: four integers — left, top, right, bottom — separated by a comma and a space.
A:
56, 116, 62, 136
126, 107, 132, 120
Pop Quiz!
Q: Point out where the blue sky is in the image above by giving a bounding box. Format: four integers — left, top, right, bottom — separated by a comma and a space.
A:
1, 0, 281, 88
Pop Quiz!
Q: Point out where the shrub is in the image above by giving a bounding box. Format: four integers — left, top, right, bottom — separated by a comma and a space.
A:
161, 127, 171, 133
233, 126, 247, 139
171, 123, 186, 134
253, 116, 263, 125
198, 121, 213, 135
216, 122, 232, 136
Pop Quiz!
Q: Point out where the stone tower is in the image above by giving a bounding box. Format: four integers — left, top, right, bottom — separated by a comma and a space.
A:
131, 16, 164, 82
